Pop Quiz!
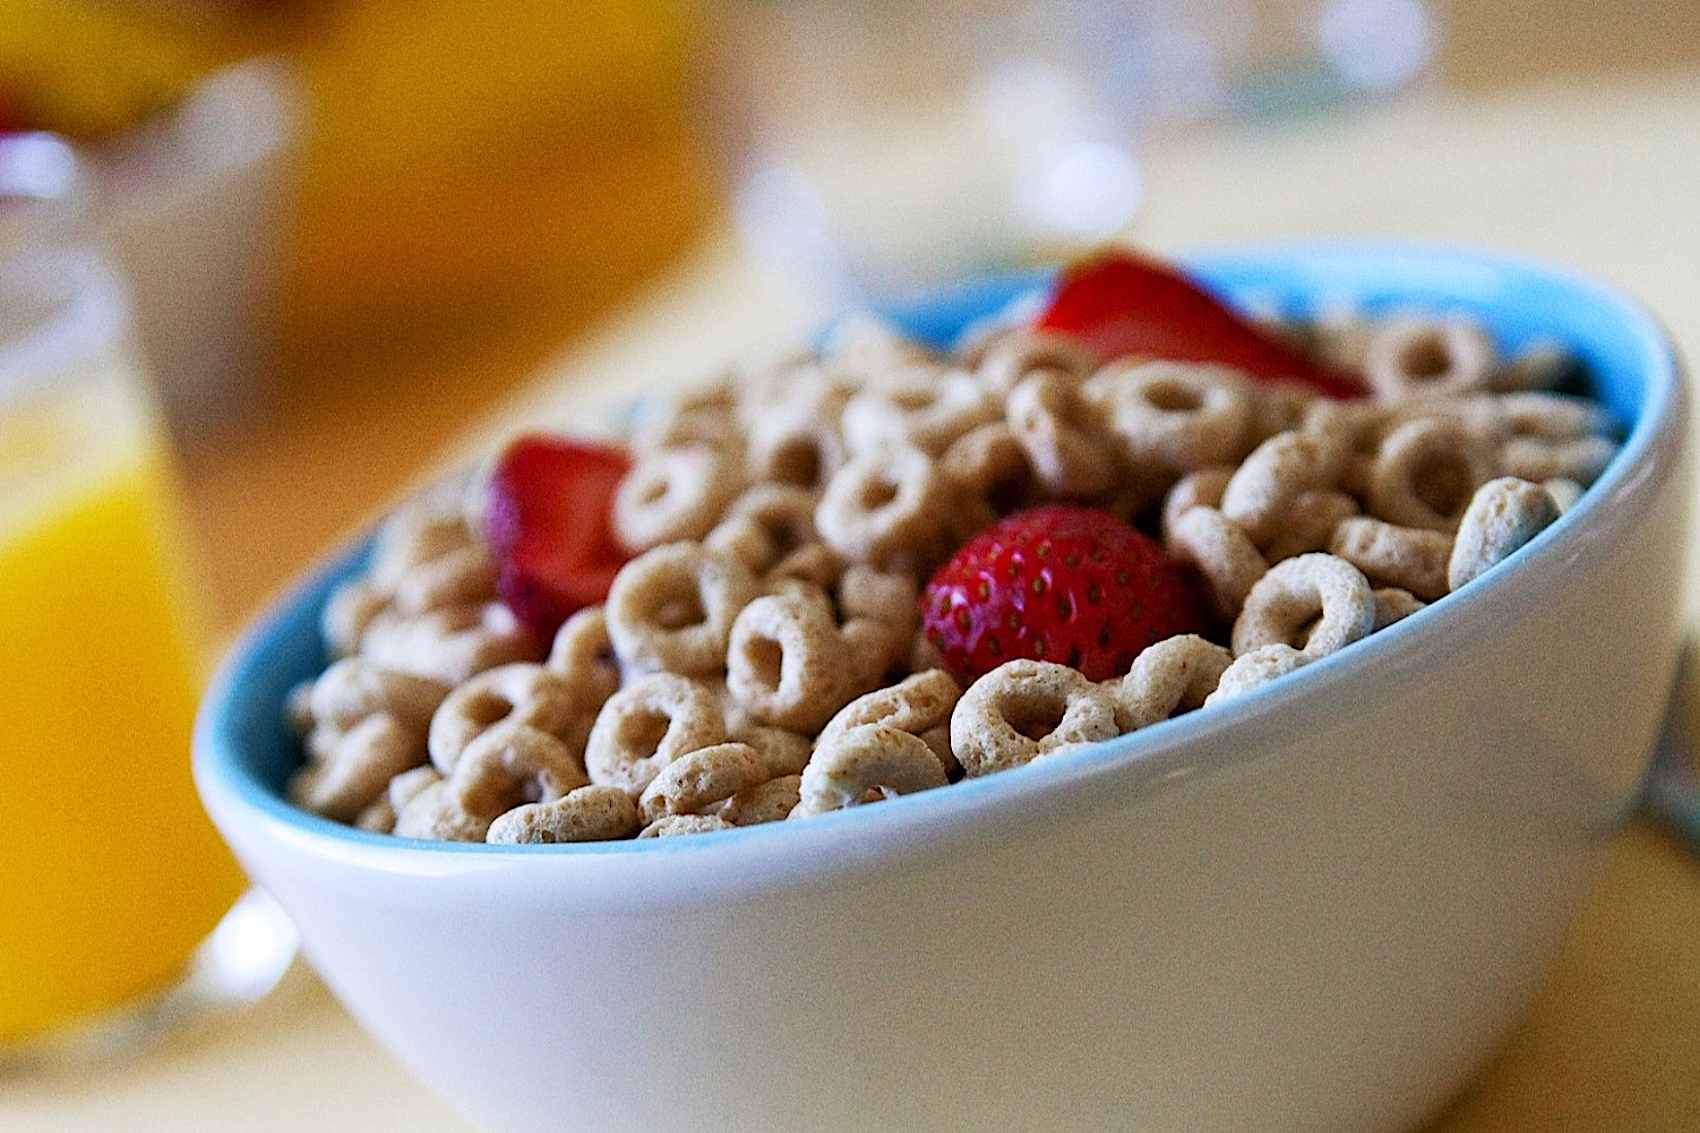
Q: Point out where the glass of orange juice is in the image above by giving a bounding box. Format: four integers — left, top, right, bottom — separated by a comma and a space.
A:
0, 155, 295, 1066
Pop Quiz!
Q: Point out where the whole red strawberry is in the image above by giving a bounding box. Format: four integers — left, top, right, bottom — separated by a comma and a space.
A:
484, 434, 632, 638
921, 505, 1207, 683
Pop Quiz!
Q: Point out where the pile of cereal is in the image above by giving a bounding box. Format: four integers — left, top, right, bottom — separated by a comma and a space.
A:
286, 252, 1618, 843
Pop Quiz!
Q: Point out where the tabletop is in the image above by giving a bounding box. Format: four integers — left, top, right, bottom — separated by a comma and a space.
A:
9, 69, 1700, 1132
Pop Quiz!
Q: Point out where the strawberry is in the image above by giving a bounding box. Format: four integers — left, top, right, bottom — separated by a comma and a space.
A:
1036, 248, 1365, 399
484, 434, 632, 637
921, 505, 1207, 683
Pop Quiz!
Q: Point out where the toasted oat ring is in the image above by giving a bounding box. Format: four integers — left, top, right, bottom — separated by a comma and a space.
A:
1220, 431, 1342, 543
584, 673, 727, 796
1112, 635, 1233, 732
950, 659, 1120, 778
841, 367, 997, 456
816, 445, 950, 566
545, 606, 620, 713
1363, 315, 1496, 401
973, 329, 1098, 400
322, 580, 390, 658
360, 601, 541, 686
1447, 477, 1561, 591
637, 742, 767, 824
368, 503, 476, 592
1493, 340, 1574, 393
307, 657, 449, 733
392, 544, 498, 617
728, 721, 814, 778
1231, 553, 1375, 659
706, 484, 821, 573
1006, 371, 1116, 496
634, 382, 741, 453
816, 669, 961, 758
1369, 418, 1498, 531
391, 779, 492, 843
1203, 644, 1310, 708
1500, 436, 1617, 486
355, 764, 442, 833
938, 422, 1039, 540
637, 813, 735, 838
793, 724, 949, 816
765, 542, 844, 591
448, 721, 589, 823
1371, 587, 1426, 630
1542, 478, 1584, 513
605, 542, 760, 676
1498, 392, 1614, 440
288, 713, 423, 823
613, 445, 742, 551
1160, 466, 1234, 544
711, 774, 802, 826
726, 587, 855, 733
487, 784, 642, 844
1259, 489, 1359, 563
1248, 381, 1321, 444
1088, 361, 1253, 473
1166, 506, 1269, 622
837, 564, 919, 630
427, 662, 580, 774
1328, 516, 1453, 601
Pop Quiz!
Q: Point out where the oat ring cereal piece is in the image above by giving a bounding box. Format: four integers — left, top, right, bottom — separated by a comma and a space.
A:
368, 502, 476, 593
1500, 435, 1618, 486
1231, 553, 1375, 659
1498, 392, 1614, 441
725, 587, 856, 733
427, 662, 580, 774
1362, 315, 1496, 401
950, 659, 1120, 778
613, 444, 743, 551
289, 713, 424, 823
1160, 466, 1234, 544
1202, 644, 1311, 708
793, 724, 949, 817
321, 580, 390, 658
1369, 417, 1498, 532
1542, 477, 1584, 513
447, 721, 590, 823
360, 601, 541, 686
1447, 477, 1561, 592
1328, 516, 1453, 601
605, 542, 760, 676
1165, 506, 1269, 622
712, 774, 803, 826
1371, 587, 1426, 630
637, 742, 768, 824
816, 669, 961, 757
355, 763, 442, 834
1219, 430, 1342, 543
584, 673, 727, 796
816, 444, 950, 566
306, 656, 449, 733
545, 606, 621, 712
706, 484, 821, 573
1259, 489, 1360, 563
729, 721, 814, 778
1006, 371, 1116, 496
939, 422, 1039, 541
488, 784, 643, 844
1088, 361, 1253, 473
837, 564, 920, 630
764, 542, 844, 591
973, 329, 1098, 400
392, 544, 498, 617
638, 813, 736, 838
392, 779, 493, 843
841, 366, 997, 456
1112, 635, 1233, 732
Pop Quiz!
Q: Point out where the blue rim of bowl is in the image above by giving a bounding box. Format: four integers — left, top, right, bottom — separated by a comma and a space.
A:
195, 241, 1686, 858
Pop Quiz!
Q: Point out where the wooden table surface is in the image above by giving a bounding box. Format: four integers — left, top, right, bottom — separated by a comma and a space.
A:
9, 69, 1700, 1131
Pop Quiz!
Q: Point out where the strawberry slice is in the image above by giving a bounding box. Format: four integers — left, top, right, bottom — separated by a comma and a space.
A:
1036, 248, 1364, 399
483, 434, 632, 637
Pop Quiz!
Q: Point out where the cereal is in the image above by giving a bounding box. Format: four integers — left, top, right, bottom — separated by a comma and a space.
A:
637, 813, 735, 838
1368, 418, 1497, 531
605, 542, 760, 676
545, 606, 620, 713
706, 484, 820, 575
728, 721, 814, 778
613, 445, 743, 551
360, 602, 540, 686
950, 660, 1119, 777
392, 779, 490, 843
1111, 634, 1233, 731
426, 662, 581, 775
1232, 553, 1375, 658
938, 422, 1039, 541
322, 580, 389, 658
1448, 477, 1561, 591
841, 366, 997, 455
290, 713, 424, 823
307, 657, 449, 734
816, 445, 951, 567
1362, 315, 1495, 401
584, 673, 726, 796
744, 380, 850, 492
793, 724, 948, 816
1220, 431, 1341, 543
712, 774, 802, 826
1006, 371, 1116, 496
1498, 392, 1614, 440
1542, 477, 1584, 513
392, 544, 497, 617
1501, 435, 1618, 486
1089, 361, 1253, 473
1160, 466, 1234, 544
488, 784, 642, 844
447, 722, 589, 824
725, 586, 860, 733
637, 742, 768, 824
1165, 506, 1268, 621
1371, 587, 1426, 630
1260, 489, 1358, 562
1328, 516, 1453, 601
1203, 644, 1310, 707
973, 328, 1098, 400
816, 669, 961, 763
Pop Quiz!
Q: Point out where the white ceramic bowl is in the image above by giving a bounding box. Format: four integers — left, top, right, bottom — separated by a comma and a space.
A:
196, 245, 1688, 1133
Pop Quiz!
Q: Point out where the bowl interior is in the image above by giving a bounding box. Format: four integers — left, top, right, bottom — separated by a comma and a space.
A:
199, 242, 1678, 852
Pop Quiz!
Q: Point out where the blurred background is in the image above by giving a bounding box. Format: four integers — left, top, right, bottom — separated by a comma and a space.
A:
2, 0, 1696, 632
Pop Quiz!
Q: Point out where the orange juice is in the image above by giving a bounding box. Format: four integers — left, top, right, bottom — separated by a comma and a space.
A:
0, 369, 245, 1041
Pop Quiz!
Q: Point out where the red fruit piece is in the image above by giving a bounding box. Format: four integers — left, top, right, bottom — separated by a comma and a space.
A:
921, 504, 1207, 684
484, 434, 632, 638
1036, 247, 1364, 399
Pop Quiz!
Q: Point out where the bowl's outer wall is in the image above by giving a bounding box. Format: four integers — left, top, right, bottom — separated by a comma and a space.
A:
197, 246, 1688, 1133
